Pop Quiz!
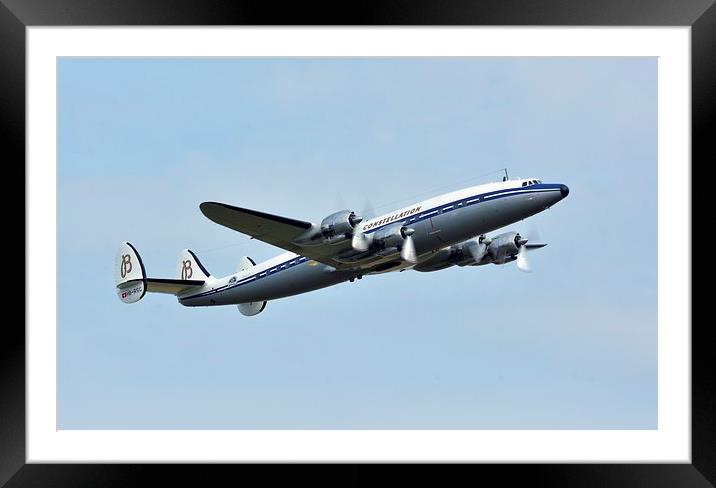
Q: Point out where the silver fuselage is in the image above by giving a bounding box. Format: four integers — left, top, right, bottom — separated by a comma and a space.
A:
179, 180, 568, 307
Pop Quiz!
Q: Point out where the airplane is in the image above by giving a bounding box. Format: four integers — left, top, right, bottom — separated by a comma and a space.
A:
115, 176, 569, 316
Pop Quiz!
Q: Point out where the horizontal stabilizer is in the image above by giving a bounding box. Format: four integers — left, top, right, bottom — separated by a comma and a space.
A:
147, 278, 205, 295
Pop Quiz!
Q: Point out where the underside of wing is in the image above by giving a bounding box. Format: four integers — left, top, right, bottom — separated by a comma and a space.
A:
200, 202, 313, 255
146, 278, 205, 294
199, 202, 394, 271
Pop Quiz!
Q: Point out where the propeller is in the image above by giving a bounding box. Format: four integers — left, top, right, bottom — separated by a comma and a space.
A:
349, 199, 377, 252
351, 231, 372, 251
362, 199, 376, 222
400, 227, 417, 263
467, 235, 490, 263
514, 232, 547, 272
516, 244, 531, 272
527, 222, 542, 243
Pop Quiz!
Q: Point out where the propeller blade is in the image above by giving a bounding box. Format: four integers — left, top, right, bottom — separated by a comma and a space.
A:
352, 232, 371, 251
527, 222, 542, 243
333, 192, 346, 212
516, 245, 531, 272
362, 199, 376, 220
401, 234, 417, 263
468, 240, 488, 263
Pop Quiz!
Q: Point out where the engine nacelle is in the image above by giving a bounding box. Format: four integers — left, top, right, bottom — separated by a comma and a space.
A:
486, 231, 524, 264
372, 224, 411, 249
414, 236, 482, 272
320, 210, 362, 240
414, 233, 524, 272
456, 235, 490, 266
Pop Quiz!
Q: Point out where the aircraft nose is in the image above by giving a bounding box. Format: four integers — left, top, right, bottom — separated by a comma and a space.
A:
560, 184, 570, 198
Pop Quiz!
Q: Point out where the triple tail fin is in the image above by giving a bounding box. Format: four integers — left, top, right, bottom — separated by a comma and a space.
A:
115, 242, 208, 303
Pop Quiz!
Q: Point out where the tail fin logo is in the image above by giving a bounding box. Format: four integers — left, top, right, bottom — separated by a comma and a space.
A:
120, 254, 132, 278
181, 260, 193, 280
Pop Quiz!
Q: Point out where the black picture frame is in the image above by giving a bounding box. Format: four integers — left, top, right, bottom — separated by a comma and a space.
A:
4, 0, 710, 485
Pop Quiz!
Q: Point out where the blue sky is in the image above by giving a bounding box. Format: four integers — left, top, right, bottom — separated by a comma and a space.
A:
58, 58, 657, 429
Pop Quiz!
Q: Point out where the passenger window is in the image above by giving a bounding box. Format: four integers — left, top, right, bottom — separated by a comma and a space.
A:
522, 182, 527, 187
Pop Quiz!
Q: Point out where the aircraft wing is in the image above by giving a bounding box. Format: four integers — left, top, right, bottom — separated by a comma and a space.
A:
200, 202, 352, 267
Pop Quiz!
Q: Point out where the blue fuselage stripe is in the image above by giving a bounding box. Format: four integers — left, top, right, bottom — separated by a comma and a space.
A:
362, 184, 559, 234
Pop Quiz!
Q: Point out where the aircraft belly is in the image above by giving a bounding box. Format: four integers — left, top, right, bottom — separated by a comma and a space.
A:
238, 264, 355, 302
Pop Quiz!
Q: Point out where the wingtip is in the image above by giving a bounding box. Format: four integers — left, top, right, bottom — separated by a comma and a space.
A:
199, 201, 222, 216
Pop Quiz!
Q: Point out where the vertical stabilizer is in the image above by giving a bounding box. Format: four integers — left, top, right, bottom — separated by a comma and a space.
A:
237, 256, 256, 273
177, 249, 211, 281
115, 242, 147, 303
